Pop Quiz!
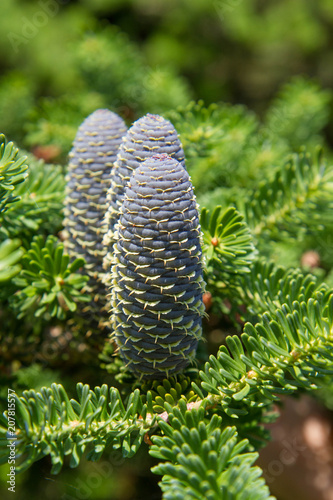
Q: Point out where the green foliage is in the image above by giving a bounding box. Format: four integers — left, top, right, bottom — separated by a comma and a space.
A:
196, 290, 333, 418
11, 235, 89, 320
168, 81, 332, 207
25, 29, 191, 156
0, 155, 66, 239
2, 0, 333, 157
0, 72, 35, 143
13, 364, 61, 394
201, 206, 256, 276
167, 101, 280, 194
2, 286, 333, 486
0, 135, 28, 214
24, 92, 107, 159
74, 27, 146, 110
241, 260, 327, 317
73, 28, 191, 115
143, 66, 191, 114
0, 238, 24, 282
265, 77, 332, 151
215, 0, 333, 105
199, 205, 257, 320
0, 383, 155, 474
150, 400, 273, 500
242, 149, 333, 242
1, 4, 333, 497
140, 376, 198, 413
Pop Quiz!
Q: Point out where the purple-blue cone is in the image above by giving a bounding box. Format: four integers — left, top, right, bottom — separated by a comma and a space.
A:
63, 109, 127, 327
103, 113, 185, 276
111, 153, 204, 379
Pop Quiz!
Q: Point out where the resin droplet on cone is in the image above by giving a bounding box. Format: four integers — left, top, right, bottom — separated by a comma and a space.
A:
111, 153, 204, 379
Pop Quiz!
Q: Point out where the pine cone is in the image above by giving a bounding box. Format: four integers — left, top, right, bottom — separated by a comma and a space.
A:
63, 109, 127, 329
111, 153, 204, 379
103, 113, 185, 277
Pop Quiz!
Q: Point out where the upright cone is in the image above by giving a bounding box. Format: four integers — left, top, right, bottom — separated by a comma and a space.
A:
103, 113, 185, 278
111, 153, 204, 379
63, 109, 127, 328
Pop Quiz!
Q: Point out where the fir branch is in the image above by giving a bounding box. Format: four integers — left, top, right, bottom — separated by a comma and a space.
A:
1, 155, 66, 239
0, 383, 156, 474
242, 149, 333, 241
11, 235, 89, 320
199, 205, 257, 321
0, 134, 28, 214
241, 260, 328, 318
150, 400, 273, 500
140, 376, 199, 414
200, 205, 257, 276
166, 101, 286, 194
195, 290, 333, 417
0, 382, 274, 498
2, 286, 333, 479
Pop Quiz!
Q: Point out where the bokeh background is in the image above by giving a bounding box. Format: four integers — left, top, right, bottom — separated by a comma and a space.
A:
1, 1, 333, 499
1, 0, 333, 157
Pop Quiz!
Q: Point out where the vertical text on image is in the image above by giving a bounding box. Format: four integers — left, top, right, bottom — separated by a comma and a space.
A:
7, 388, 17, 493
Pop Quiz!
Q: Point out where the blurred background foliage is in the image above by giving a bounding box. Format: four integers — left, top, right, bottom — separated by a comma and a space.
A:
0, 0, 332, 158
1, 0, 333, 499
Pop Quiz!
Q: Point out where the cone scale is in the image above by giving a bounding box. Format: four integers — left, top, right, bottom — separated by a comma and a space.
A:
111, 153, 204, 379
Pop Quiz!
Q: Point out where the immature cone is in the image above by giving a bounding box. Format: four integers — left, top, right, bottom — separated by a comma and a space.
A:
63, 109, 127, 328
103, 113, 185, 278
111, 154, 204, 379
